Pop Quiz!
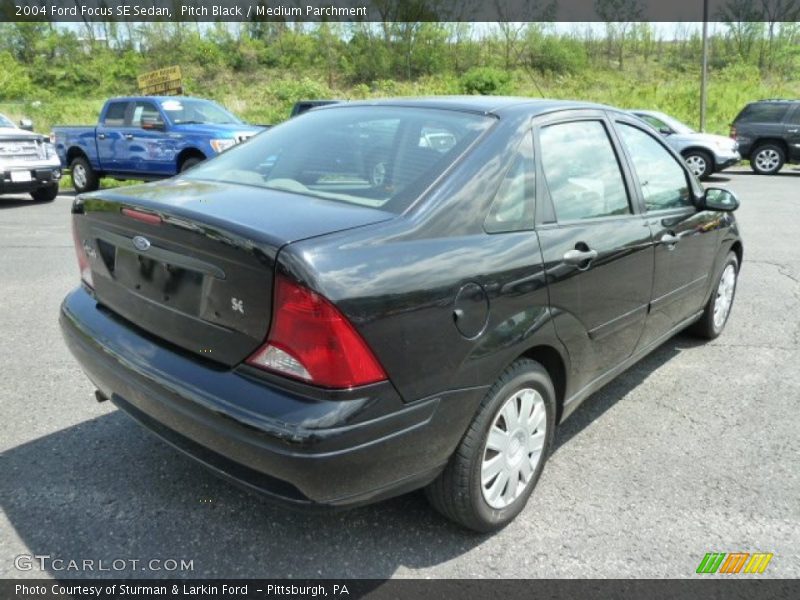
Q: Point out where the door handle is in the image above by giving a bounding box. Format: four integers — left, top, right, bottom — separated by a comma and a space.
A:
563, 248, 598, 266
788, 128, 799, 133
660, 233, 680, 246
97, 133, 106, 140
124, 134, 134, 141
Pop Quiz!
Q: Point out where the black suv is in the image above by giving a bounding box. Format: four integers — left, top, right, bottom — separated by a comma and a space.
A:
731, 99, 800, 175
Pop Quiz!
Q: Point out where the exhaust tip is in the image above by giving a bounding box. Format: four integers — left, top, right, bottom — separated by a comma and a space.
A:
94, 390, 109, 403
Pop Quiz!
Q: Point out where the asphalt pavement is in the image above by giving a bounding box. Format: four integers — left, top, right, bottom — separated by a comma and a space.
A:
1, 167, 798, 579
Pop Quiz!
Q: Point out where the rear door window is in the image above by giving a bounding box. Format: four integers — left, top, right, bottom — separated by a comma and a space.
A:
539, 120, 630, 221
736, 103, 790, 123
102, 102, 128, 126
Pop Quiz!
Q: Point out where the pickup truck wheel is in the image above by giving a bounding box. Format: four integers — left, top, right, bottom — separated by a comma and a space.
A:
70, 157, 99, 193
30, 184, 59, 202
750, 144, 785, 175
684, 150, 712, 180
425, 358, 556, 532
180, 157, 202, 172
689, 251, 739, 339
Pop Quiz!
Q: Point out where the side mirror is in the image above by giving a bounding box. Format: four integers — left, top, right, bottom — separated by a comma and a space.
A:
19, 118, 34, 131
141, 118, 165, 131
700, 187, 739, 212
658, 127, 672, 136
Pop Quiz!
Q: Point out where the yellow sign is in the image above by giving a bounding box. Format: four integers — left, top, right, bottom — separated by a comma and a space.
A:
137, 66, 182, 96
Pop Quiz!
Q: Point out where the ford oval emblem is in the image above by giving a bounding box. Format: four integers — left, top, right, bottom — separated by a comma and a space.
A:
132, 236, 151, 252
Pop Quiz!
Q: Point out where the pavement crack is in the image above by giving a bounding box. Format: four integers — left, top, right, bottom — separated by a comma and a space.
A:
748, 260, 800, 285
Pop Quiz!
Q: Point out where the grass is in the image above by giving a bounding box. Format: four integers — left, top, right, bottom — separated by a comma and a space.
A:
3, 60, 796, 192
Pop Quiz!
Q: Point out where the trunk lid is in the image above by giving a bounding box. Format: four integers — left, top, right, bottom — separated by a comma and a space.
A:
73, 179, 393, 366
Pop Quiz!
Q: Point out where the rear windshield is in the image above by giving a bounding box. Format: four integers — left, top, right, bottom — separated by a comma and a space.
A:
734, 102, 790, 124
184, 106, 495, 213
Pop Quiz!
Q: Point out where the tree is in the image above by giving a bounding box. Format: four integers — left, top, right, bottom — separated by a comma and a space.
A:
594, 0, 644, 69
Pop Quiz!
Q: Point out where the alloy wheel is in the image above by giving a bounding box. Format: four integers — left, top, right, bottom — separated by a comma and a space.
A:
713, 264, 736, 329
755, 149, 780, 173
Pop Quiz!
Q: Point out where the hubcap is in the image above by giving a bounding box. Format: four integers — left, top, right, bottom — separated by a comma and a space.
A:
481, 388, 547, 510
73, 164, 86, 188
371, 162, 386, 186
713, 264, 736, 329
755, 149, 780, 172
685, 154, 707, 177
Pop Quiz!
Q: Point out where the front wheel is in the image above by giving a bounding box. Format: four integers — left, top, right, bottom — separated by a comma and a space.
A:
690, 251, 739, 339
70, 156, 99, 193
425, 358, 556, 532
30, 184, 58, 202
684, 150, 713, 180
180, 156, 203, 172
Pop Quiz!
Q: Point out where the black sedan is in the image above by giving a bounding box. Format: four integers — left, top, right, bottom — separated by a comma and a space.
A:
61, 97, 742, 532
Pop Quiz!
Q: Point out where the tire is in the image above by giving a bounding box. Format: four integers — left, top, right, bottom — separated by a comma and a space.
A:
750, 143, 785, 175
425, 358, 556, 532
70, 156, 99, 193
684, 150, 713, 180
689, 251, 739, 339
30, 184, 58, 202
180, 157, 203, 172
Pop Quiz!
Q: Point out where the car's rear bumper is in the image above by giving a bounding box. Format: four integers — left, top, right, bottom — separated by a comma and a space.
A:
59, 287, 485, 508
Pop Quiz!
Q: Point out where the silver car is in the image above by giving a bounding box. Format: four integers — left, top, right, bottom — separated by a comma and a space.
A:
631, 110, 740, 180
0, 113, 62, 202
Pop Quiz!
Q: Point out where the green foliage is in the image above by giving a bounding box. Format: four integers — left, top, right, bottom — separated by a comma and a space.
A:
0, 21, 796, 141
460, 67, 511, 95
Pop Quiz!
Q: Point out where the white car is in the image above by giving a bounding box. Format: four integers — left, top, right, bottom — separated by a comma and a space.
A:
631, 110, 741, 180
0, 113, 62, 202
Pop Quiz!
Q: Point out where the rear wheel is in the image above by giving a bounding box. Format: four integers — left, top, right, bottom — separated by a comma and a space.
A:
30, 184, 58, 202
750, 144, 785, 175
684, 150, 713, 180
690, 252, 739, 339
70, 156, 98, 193
425, 358, 556, 532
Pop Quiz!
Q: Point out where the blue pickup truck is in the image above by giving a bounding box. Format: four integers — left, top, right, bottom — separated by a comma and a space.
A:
53, 96, 264, 193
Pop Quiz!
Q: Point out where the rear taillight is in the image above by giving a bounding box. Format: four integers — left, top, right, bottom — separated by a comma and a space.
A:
246, 275, 387, 389
71, 219, 94, 288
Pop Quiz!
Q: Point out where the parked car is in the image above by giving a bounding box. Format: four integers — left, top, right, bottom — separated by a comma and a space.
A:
61, 98, 742, 532
289, 99, 341, 118
631, 110, 740, 179
0, 112, 61, 202
730, 99, 800, 175
52, 96, 265, 193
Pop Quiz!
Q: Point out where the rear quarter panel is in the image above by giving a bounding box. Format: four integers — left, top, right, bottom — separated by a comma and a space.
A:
280, 116, 566, 404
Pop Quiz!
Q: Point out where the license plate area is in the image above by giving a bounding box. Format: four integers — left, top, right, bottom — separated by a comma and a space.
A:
114, 248, 203, 315
10, 170, 32, 183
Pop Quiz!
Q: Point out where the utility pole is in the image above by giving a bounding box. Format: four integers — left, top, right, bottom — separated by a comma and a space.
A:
699, 0, 709, 132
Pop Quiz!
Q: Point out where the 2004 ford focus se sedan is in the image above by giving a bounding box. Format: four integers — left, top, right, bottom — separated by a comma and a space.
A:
61, 98, 742, 532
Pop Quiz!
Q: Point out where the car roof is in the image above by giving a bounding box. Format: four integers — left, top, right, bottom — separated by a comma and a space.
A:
317, 96, 616, 118
109, 96, 213, 103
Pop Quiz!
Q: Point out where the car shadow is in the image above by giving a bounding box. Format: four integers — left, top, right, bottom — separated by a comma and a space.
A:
0, 196, 38, 208
703, 174, 731, 183
0, 411, 485, 579
0, 193, 72, 209
0, 333, 704, 579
